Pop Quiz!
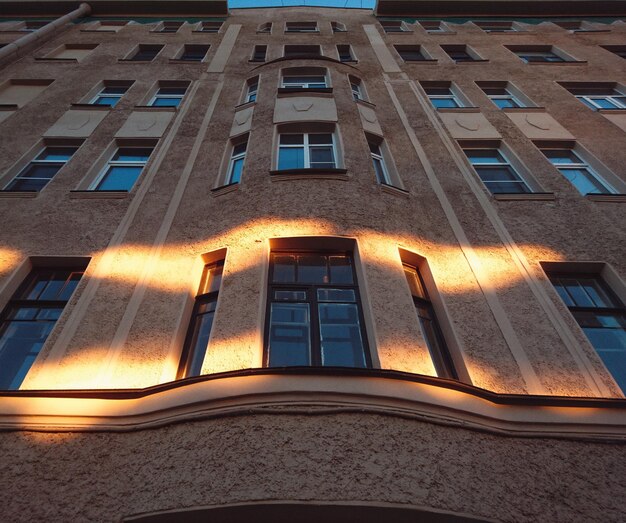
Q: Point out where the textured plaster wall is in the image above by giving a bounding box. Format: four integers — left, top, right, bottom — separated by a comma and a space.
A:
1, 413, 625, 522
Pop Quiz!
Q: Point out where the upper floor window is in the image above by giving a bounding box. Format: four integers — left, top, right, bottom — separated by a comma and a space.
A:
559, 82, 626, 111
476, 82, 528, 109
226, 136, 248, 185
463, 146, 531, 194
0, 265, 86, 389
278, 132, 336, 171
265, 251, 369, 368
284, 45, 321, 58
157, 21, 183, 33
331, 21, 346, 33
21, 20, 48, 32
178, 44, 210, 62
257, 22, 272, 34
419, 20, 446, 33
403, 263, 457, 379
368, 139, 391, 185
285, 21, 318, 33
129, 44, 163, 62
601, 45, 626, 60
178, 260, 224, 378
149, 85, 187, 107
251, 45, 267, 62
198, 21, 222, 33
546, 269, 626, 394
474, 20, 518, 32
281, 69, 328, 90
441, 45, 482, 63
395, 45, 431, 62
337, 45, 355, 62
421, 82, 465, 109
89, 81, 133, 107
506, 45, 571, 63
244, 77, 259, 103
90, 145, 154, 191
380, 20, 409, 33
537, 145, 616, 195
349, 75, 365, 102
3, 143, 81, 192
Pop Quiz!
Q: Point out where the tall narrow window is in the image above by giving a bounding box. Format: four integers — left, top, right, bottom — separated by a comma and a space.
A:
178, 260, 224, 378
91, 145, 154, 191
337, 45, 355, 62
0, 266, 86, 389
403, 264, 457, 379
278, 133, 336, 170
129, 45, 163, 62
251, 45, 267, 62
349, 76, 364, 101
463, 147, 531, 194
369, 140, 390, 185
226, 137, 248, 184
266, 252, 369, 368
245, 77, 259, 103
547, 271, 626, 393
149, 85, 187, 107
4, 144, 80, 192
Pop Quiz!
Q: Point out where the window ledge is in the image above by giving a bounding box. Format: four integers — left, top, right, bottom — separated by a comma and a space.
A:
453, 59, 489, 64
426, 31, 457, 35
502, 106, 545, 113
234, 100, 256, 110
339, 60, 358, 64
169, 59, 207, 64
211, 182, 239, 197
437, 106, 480, 113
69, 190, 129, 199
355, 99, 376, 108
383, 30, 414, 35
379, 183, 409, 198
598, 108, 626, 115
35, 57, 79, 62
0, 191, 38, 198
133, 105, 178, 112
70, 103, 112, 111
277, 87, 333, 97
248, 59, 266, 63
270, 168, 348, 181
526, 61, 587, 65
118, 59, 157, 64
493, 192, 556, 201
80, 29, 118, 33
253, 55, 354, 70
0, 104, 18, 110
403, 59, 438, 64
586, 193, 626, 203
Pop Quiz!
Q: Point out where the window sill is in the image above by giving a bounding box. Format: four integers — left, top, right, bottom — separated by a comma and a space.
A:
379, 183, 409, 198
403, 59, 438, 64
493, 192, 556, 201
169, 59, 207, 64
437, 107, 480, 113
0, 191, 38, 198
191, 30, 221, 34
133, 105, 178, 112
80, 29, 119, 33
118, 59, 158, 64
234, 100, 256, 110
586, 193, 626, 203
502, 106, 545, 113
70, 103, 112, 111
383, 30, 413, 35
355, 98, 376, 108
598, 108, 626, 115
525, 61, 587, 65
270, 168, 348, 181
69, 190, 129, 199
425, 31, 457, 35
248, 59, 266, 63
35, 57, 79, 62
452, 59, 489, 64
339, 59, 358, 64
277, 87, 333, 97
211, 182, 239, 197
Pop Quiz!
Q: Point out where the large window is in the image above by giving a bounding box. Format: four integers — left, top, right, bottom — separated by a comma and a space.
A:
463, 147, 531, 194
560, 83, 626, 111
266, 252, 369, 368
226, 136, 248, 185
178, 260, 224, 378
3, 144, 80, 192
547, 272, 626, 394
0, 266, 85, 389
422, 84, 464, 109
278, 132, 336, 170
89, 82, 133, 107
91, 146, 154, 191
149, 85, 187, 107
403, 264, 457, 379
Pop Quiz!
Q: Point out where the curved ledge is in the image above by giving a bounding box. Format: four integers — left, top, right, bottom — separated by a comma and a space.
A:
1, 368, 625, 438
251, 55, 358, 71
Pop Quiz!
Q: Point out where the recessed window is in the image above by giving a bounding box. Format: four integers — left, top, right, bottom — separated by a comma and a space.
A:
198, 21, 222, 33
380, 20, 409, 33
601, 45, 626, 60
394, 45, 431, 62
90, 145, 154, 191
285, 21, 318, 33
474, 21, 517, 33
3, 144, 81, 192
278, 133, 336, 170
368, 139, 390, 185
463, 146, 531, 194
419, 20, 446, 33
226, 136, 248, 185
179, 44, 210, 62
251, 45, 267, 62
560, 83, 626, 111
337, 44, 355, 62
422, 83, 464, 109
157, 21, 183, 33
149, 85, 188, 107
178, 259, 224, 378
403, 263, 457, 379
331, 21, 346, 33
129, 45, 163, 62
554, 21, 587, 31
44, 44, 98, 61
0, 79, 54, 108
281, 69, 328, 89
257, 22, 272, 33
265, 251, 369, 368
88, 82, 133, 107
284, 45, 321, 58
0, 264, 87, 389
21, 20, 48, 32
441, 45, 481, 63
244, 76, 259, 103
349, 75, 365, 102
545, 269, 626, 394
506, 45, 569, 63
476, 82, 528, 109
537, 145, 616, 195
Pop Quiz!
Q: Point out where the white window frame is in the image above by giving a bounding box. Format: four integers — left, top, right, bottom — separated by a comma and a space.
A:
351, 80, 363, 101
486, 88, 524, 108
148, 86, 187, 107
89, 146, 152, 191
245, 79, 258, 103
277, 132, 337, 170
424, 87, 463, 109
369, 141, 391, 185
337, 44, 355, 62
88, 85, 128, 106
540, 148, 616, 195
464, 147, 532, 194
281, 75, 328, 89
284, 22, 318, 33
577, 93, 626, 110
226, 139, 248, 184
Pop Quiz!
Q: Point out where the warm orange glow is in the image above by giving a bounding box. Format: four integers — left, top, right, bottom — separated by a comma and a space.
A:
0, 247, 22, 278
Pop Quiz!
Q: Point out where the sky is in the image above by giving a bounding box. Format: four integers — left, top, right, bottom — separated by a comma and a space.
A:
229, 0, 376, 8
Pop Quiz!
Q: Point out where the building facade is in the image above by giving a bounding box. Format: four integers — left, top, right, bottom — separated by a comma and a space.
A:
0, 0, 625, 521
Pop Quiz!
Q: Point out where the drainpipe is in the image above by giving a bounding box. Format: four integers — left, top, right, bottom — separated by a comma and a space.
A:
0, 3, 92, 63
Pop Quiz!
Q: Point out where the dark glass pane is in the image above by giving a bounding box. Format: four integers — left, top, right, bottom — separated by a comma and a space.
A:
483, 87, 508, 95
484, 181, 530, 194
297, 255, 327, 284
16, 163, 62, 180
274, 290, 307, 301
186, 308, 215, 376
329, 256, 353, 284
310, 147, 335, 168
278, 147, 305, 170
308, 134, 333, 145
36, 147, 77, 162
37, 273, 68, 300
268, 303, 310, 366
7, 307, 38, 320
317, 289, 356, 302
543, 149, 580, 164
552, 281, 575, 307
229, 157, 244, 184
318, 303, 365, 367
373, 158, 387, 184
368, 142, 381, 155
151, 97, 181, 107
426, 88, 451, 96
273, 255, 296, 283
466, 149, 503, 164
112, 148, 152, 163
96, 166, 143, 191
94, 96, 120, 106
58, 272, 83, 301
157, 87, 187, 95
101, 86, 128, 95
476, 166, 520, 182
561, 278, 594, 307
280, 134, 304, 145
233, 143, 247, 156
5, 177, 50, 192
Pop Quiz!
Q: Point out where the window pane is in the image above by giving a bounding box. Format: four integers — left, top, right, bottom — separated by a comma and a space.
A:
17, 163, 62, 180
94, 96, 120, 106
403, 267, 427, 298
431, 98, 459, 108
309, 147, 335, 168
274, 290, 307, 301
151, 97, 181, 107
317, 289, 356, 302
96, 166, 143, 191
494, 98, 518, 109
36, 147, 77, 161
5, 177, 50, 192
543, 149, 581, 164
560, 168, 609, 195
273, 255, 296, 283
112, 148, 152, 163
467, 150, 504, 164
229, 157, 244, 184
373, 157, 387, 184
476, 166, 520, 182
186, 306, 215, 376
297, 255, 328, 284
329, 256, 353, 284
309, 134, 333, 145
268, 303, 310, 366
484, 180, 530, 194
318, 303, 366, 367
278, 147, 305, 170
280, 134, 304, 145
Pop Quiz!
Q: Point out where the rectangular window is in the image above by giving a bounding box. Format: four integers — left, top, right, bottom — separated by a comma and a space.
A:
441, 45, 478, 63
251, 45, 267, 62
463, 147, 531, 194
395, 45, 430, 62
561, 84, 626, 111
337, 45, 355, 62
285, 22, 318, 33
284, 45, 321, 58
278, 133, 336, 170
403, 264, 457, 379
506, 46, 568, 63
478, 84, 525, 109
380, 20, 408, 33
368, 140, 390, 185
602, 45, 626, 60
226, 138, 248, 184
422, 84, 463, 109
419, 20, 445, 33
129, 45, 163, 62
89, 83, 132, 107
547, 271, 626, 394
199, 21, 222, 33
538, 147, 615, 195
91, 146, 154, 191
281, 75, 327, 89
266, 252, 369, 368
45, 44, 98, 61
257, 22, 272, 33
158, 21, 182, 33
149, 86, 187, 107
350, 77, 364, 101
245, 77, 258, 103
178, 260, 224, 378
474, 21, 516, 32
0, 266, 86, 389
331, 21, 346, 33
4, 145, 80, 192
22, 21, 49, 32
179, 44, 209, 61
